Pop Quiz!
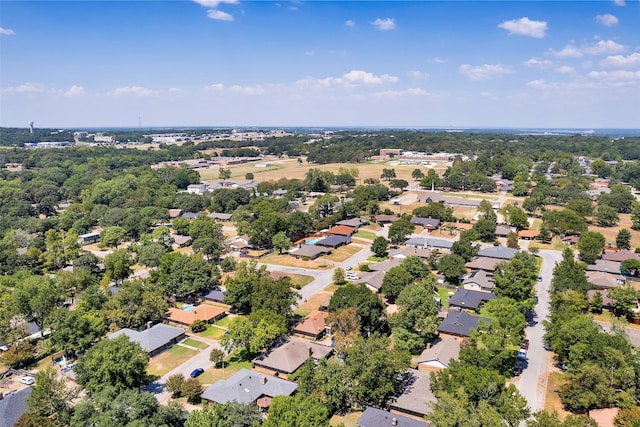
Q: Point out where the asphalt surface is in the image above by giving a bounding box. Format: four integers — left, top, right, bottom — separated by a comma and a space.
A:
512, 249, 562, 414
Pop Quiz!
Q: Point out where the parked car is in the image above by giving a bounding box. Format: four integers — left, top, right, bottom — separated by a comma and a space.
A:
522, 339, 529, 350
190, 368, 204, 378
345, 266, 352, 271
537, 276, 543, 282
19, 376, 34, 385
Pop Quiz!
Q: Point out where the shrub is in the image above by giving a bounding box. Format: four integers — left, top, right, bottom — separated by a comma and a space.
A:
359, 263, 371, 272
220, 257, 237, 272
181, 378, 203, 404
209, 348, 225, 367
166, 373, 185, 398
190, 319, 207, 333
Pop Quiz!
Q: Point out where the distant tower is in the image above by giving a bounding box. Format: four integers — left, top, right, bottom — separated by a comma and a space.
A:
29, 121, 34, 134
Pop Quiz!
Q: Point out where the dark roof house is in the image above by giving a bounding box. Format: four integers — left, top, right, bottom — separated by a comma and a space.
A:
477, 246, 518, 260
316, 235, 351, 248
465, 257, 501, 272
252, 337, 333, 375
411, 217, 441, 230
107, 323, 186, 357
289, 245, 332, 260
438, 311, 489, 338
0, 386, 32, 426
357, 406, 430, 427
200, 368, 297, 405
388, 370, 436, 418
448, 289, 497, 310
462, 270, 496, 292
336, 218, 366, 228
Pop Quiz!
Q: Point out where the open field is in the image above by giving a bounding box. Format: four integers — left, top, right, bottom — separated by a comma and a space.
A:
327, 245, 362, 262
261, 252, 331, 269
588, 213, 640, 249
198, 163, 284, 181
148, 345, 198, 377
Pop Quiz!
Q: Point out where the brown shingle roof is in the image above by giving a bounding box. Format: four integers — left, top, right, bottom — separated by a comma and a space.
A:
326, 225, 356, 236
293, 311, 329, 336
166, 305, 227, 325
252, 337, 333, 374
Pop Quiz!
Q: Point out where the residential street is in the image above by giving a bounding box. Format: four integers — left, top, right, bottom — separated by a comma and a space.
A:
513, 249, 562, 413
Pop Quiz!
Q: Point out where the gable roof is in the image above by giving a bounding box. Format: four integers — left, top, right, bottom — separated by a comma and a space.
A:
389, 370, 436, 417
336, 218, 365, 228
293, 311, 329, 336
209, 212, 232, 221
585, 271, 626, 289
495, 225, 515, 236
601, 250, 640, 263
166, 305, 227, 325
326, 225, 356, 236
0, 386, 32, 426
414, 338, 461, 368
477, 246, 518, 260
316, 235, 351, 247
586, 259, 622, 274
448, 289, 497, 310
357, 406, 430, 427
252, 337, 333, 374
369, 258, 403, 272
200, 368, 297, 404
465, 257, 501, 272
411, 217, 441, 228
438, 311, 488, 337
203, 289, 225, 302
107, 323, 185, 354
390, 246, 432, 260
290, 245, 332, 258
356, 270, 387, 292
462, 269, 496, 290
374, 214, 400, 223
426, 238, 454, 249
418, 192, 483, 208
406, 236, 428, 247
518, 229, 540, 239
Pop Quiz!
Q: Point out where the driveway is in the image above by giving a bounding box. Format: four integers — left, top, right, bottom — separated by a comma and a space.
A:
512, 249, 562, 413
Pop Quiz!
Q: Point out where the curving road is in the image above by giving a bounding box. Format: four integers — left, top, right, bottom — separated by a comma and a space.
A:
512, 249, 562, 413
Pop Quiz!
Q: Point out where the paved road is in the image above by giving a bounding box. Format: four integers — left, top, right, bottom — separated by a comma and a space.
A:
513, 249, 562, 413
146, 335, 224, 402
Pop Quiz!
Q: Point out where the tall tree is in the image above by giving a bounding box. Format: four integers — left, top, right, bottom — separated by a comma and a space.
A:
388, 219, 415, 245
616, 229, 632, 251
371, 236, 389, 258
27, 367, 78, 424
578, 231, 605, 264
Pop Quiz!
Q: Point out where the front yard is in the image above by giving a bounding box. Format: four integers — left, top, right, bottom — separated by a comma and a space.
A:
148, 345, 198, 377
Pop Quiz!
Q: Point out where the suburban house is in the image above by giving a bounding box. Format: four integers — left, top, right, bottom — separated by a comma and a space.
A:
561, 235, 579, 245
369, 258, 403, 272
315, 235, 351, 249
438, 311, 489, 340
0, 386, 32, 426
78, 232, 101, 245
495, 225, 516, 238
186, 183, 209, 194
587, 290, 615, 309
586, 271, 626, 290
406, 237, 428, 247
171, 234, 193, 248
336, 218, 366, 228
586, 260, 622, 274
252, 337, 333, 377
448, 289, 497, 311
373, 214, 400, 225
166, 304, 227, 326
588, 408, 619, 427
209, 212, 232, 221
200, 368, 297, 410
388, 370, 436, 419
518, 229, 540, 240
230, 235, 251, 253
425, 238, 454, 250
203, 289, 225, 303
289, 245, 332, 260
356, 270, 387, 293
477, 246, 518, 260
390, 246, 432, 261
417, 192, 490, 209
410, 217, 441, 231
413, 338, 461, 372
168, 209, 183, 219
325, 225, 356, 237
107, 323, 186, 357
465, 257, 501, 272
181, 212, 199, 220
356, 407, 430, 427
462, 270, 496, 292
292, 310, 329, 340
602, 250, 640, 263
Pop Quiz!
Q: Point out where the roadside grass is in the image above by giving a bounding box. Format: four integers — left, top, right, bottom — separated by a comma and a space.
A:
214, 316, 236, 328
198, 364, 242, 386
330, 412, 364, 427
198, 325, 227, 339
182, 338, 208, 349
367, 255, 387, 262
296, 290, 333, 315
261, 252, 328, 269
148, 345, 198, 377
544, 372, 571, 419
327, 245, 361, 262
286, 272, 314, 288
354, 230, 377, 240
592, 311, 640, 331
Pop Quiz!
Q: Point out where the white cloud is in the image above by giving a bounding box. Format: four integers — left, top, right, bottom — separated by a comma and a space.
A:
407, 70, 428, 80
595, 14, 618, 26
498, 17, 548, 38
524, 58, 553, 68
345, 19, 356, 27
526, 79, 550, 89
193, 0, 238, 7
371, 18, 396, 31
555, 66, 575, 74
112, 86, 156, 96
371, 88, 431, 98
207, 9, 233, 21
296, 70, 398, 89
550, 39, 625, 57
1, 83, 44, 93
459, 64, 513, 80
230, 85, 265, 95
612, 0, 625, 5
205, 83, 225, 90
64, 85, 85, 97
600, 52, 640, 68
433, 57, 448, 64
588, 69, 640, 84
0, 27, 15, 36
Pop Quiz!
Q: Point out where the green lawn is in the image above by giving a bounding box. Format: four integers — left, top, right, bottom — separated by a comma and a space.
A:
147, 345, 198, 377
287, 272, 314, 288
198, 325, 227, 339
214, 316, 235, 328
436, 287, 455, 307
183, 337, 208, 349
367, 255, 387, 262
354, 230, 377, 240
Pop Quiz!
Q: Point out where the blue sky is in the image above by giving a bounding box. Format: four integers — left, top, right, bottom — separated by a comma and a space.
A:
1, 1, 639, 128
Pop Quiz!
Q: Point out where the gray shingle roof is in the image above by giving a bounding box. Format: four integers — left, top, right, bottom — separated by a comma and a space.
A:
448, 289, 497, 310
426, 238, 454, 249
369, 258, 403, 272
356, 270, 387, 291
406, 237, 428, 247
252, 337, 333, 374
357, 406, 430, 427
414, 338, 461, 368
438, 311, 489, 337
462, 270, 496, 291
200, 368, 297, 404
0, 386, 32, 426
389, 370, 436, 417
316, 235, 351, 247
477, 246, 518, 260
465, 257, 501, 272
411, 217, 441, 228
108, 323, 185, 354
290, 245, 332, 258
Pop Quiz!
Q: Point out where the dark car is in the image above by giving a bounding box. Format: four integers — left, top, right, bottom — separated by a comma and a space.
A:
522, 339, 530, 350
190, 368, 204, 378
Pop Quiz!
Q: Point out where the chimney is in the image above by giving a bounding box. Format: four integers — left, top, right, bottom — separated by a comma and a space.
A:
392, 418, 397, 426
261, 376, 267, 385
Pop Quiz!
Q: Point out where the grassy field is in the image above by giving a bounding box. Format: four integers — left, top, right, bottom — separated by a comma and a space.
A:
296, 290, 333, 316
284, 272, 314, 288
198, 164, 284, 181
197, 324, 227, 339
544, 372, 571, 419
588, 213, 640, 249
354, 230, 377, 240
327, 245, 362, 262
261, 252, 330, 269
330, 412, 364, 427
198, 365, 242, 386
436, 287, 455, 307
183, 337, 208, 349
214, 316, 235, 328
148, 345, 198, 377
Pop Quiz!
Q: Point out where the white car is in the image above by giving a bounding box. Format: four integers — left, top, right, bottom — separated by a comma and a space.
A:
19, 376, 34, 385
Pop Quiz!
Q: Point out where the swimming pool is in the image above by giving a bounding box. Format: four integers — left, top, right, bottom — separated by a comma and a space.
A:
182, 305, 196, 311
305, 238, 322, 245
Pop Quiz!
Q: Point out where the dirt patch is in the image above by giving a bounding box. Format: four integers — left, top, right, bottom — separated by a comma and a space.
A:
261, 252, 330, 269
544, 371, 572, 420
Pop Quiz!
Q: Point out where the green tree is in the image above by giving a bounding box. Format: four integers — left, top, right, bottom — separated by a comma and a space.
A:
371, 236, 389, 258
26, 366, 78, 423
401, 255, 430, 279
332, 267, 347, 286
104, 248, 133, 284
452, 232, 480, 262
101, 226, 127, 248
245, 172, 254, 180
438, 253, 466, 283
388, 219, 415, 245
103, 279, 168, 329
537, 224, 551, 243
595, 204, 619, 227
420, 169, 440, 189
185, 401, 260, 427
542, 209, 587, 235
614, 407, 640, 427
631, 201, 640, 230
153, 252, 218, 298
328, 284, 385, 335
12, 273, 63, 330
552, 248, 590, 293
578, 231, 605, 264
621, 258, 640, 277
389, 179, 409, 191
381, 266, 413, 300
181, 378, 203, 404
326, 307, 361, 356
502, 204, 529, 230
220, 316, 254, 353
494, 251, 538, 303
590, 291, 604, 314
219, 167, 232, 180
262, 394, 330, 427
608, 285, 638, 318
166, 373, 185, 398
507, 232, 519, 249
210, 348, 225, 367
47, 308, 104, 357
272, 231, 292, 254
411, 168, 424, 181
380, 168, 396, 181
616, 229, 632, 250
74, 334, 149, 393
